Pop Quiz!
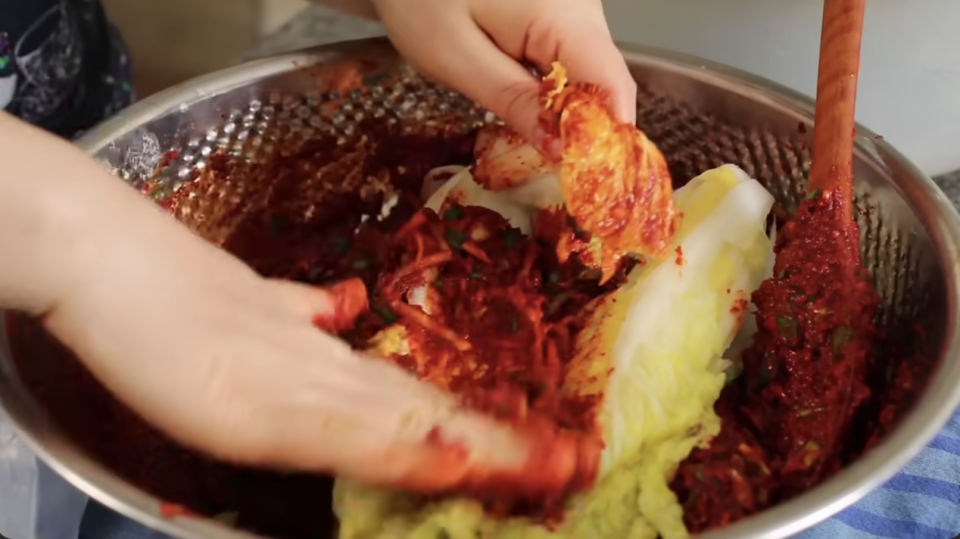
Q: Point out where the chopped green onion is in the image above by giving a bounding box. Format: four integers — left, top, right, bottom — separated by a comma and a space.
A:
470, 270, 483, 281
797, 407, 825, 418
265, 214, 287, 237
352, 257, 371, 270
374, 305, 398, 324
335, 236, 351, 255
509, 312, 521, 333
833, 326, 854, 354
754, 352, 777, 390
578, 267, 602, 281
444, 228, 467, 250
442, 205, 463, 221
806, 187, 821, 200
432, 276, 444, 290
776, 315, 798, 340
725, 363, 743, 385
504, 228, 520, 250
546, 292, 571, 317
307, 266, 327, 281
756, 367, 771, 389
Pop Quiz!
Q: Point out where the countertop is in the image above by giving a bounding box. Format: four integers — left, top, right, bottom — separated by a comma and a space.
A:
243, 4, 960, 206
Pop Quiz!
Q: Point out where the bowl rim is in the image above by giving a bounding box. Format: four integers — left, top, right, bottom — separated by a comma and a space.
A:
0, 36, 957, 539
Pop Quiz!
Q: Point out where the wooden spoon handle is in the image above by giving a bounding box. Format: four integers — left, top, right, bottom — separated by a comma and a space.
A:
808, 0, 866, 221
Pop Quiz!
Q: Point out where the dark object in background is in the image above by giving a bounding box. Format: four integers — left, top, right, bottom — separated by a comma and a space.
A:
0, 0, 133, 138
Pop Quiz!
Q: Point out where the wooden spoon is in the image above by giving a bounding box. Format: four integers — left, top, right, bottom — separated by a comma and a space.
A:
807, 0, 867, 223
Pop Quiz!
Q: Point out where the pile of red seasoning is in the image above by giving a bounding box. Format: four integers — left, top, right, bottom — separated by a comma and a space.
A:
671, 189, 928, 533
168, 117, 627, 527
363, 203, 628, 518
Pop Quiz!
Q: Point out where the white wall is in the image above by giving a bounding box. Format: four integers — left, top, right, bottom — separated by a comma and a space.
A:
258, 0, 310, 36
601, 0, 960, 176
102, 0, 308, 96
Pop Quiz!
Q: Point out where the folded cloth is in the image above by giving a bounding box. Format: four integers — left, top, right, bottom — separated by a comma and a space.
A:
799, 405, 960, 539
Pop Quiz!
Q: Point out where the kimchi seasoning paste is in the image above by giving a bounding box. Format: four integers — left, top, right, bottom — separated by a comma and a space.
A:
142, 116, 628, 529
672, 190, 896, 532
671, 386, 777, 533
743, 191, 880, 495
370, 203, 630, 520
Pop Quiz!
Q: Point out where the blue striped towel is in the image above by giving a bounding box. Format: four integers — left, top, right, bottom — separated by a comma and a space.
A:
798, 406, 960, 539
17, 409, 960, 539
72, 407, 960, 539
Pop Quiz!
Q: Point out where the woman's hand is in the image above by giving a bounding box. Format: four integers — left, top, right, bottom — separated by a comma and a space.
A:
379, 0, 636, 150
315, 0, 636, 152
0, 113, 582, 493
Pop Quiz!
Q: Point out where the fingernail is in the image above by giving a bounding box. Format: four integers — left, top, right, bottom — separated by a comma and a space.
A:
616, 93, 638, 125
391, 441, 470, 492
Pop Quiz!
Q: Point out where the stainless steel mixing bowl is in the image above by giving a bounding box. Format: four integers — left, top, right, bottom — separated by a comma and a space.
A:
2, 37, 960, 539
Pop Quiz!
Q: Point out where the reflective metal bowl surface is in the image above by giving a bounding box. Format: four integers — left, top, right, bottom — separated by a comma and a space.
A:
2, 38, 960, 539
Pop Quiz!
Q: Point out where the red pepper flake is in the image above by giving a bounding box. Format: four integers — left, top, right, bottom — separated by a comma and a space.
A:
675, 246, 684, 266
851, 127, 857, 137
157, 151, 179, 169
159, 503, 197, 518
874, 134, 884, 140
797, 122, 807, 134
155, 121, 621, 529
311, 278, 369, 333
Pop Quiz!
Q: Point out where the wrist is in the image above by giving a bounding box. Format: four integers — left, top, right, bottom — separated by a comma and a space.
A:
0, 113, 145, 315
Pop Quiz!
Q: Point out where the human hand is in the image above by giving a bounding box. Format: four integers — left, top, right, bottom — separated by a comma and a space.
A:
0, 114, 587, 494
369, 0, 637, 153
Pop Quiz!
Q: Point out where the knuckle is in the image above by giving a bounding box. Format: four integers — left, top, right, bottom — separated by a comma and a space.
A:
179, 348, 279, 465
500, 82, 534, 117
